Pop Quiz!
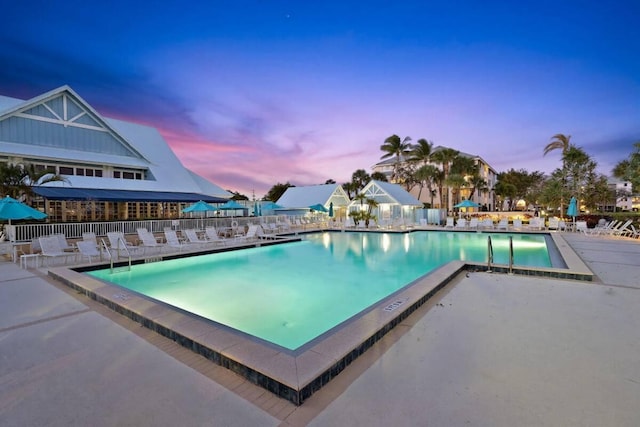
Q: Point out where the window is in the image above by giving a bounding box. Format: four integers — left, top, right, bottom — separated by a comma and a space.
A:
95, 169, 103, 177
76, 168, 85, 176
113, 171, 121, 178
59, 166, 73, 175
123, 171, 134, 179
85, 169, 94, 177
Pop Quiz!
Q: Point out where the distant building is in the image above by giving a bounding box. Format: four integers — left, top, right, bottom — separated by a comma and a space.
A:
371, 146, 497, 211
0, 86, 231, 222
276, 184, 350, 218
606, 179, 636, 211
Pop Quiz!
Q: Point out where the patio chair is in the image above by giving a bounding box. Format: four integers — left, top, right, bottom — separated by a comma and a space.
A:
548, 217, 560, 230
82, 232, 98, 246
468, 218, 479, 230
107, 231, 140, 257
54, 233, 74, 251
455, 218, 467, 229
481, 218, 494, 229
39, 235, 76, 266
513, 219, 523, 230
496, 218, 509, 230
205, 226, 228, 245
183, 229, 210, 248
76, 240, 105, 264
444, 217, 455, 229
235, 225, 260, 242
164, 229, 188, 251
136, 228, 166, 254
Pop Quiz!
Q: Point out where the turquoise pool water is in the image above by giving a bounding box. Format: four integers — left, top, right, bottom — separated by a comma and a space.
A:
87, 231, 552, 350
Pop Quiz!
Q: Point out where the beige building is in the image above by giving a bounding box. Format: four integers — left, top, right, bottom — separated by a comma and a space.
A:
371, 146, 497, 211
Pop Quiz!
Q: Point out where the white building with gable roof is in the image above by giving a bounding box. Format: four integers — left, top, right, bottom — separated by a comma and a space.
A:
0, 85, 231, 221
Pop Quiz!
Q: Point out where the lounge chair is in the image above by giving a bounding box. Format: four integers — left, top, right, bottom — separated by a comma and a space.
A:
455, 218, 467, 229
608, 220, 633, 237
468, 218, 479, 230
76, 240, 105, 263
235, 225, 259, 242
137, 228, 166, 254
107, 231, 140, 257
183, 229, 210, 248
444, 217, 455, 229
205, 227, 228, 245
513, 219, 523, 230
496, 218, 509, 230
54, 233, 74, 252
586, 220, 618, 235
481, 218, 494, 229
575, 221, 589, 234
548, 217, 560, 230
39, 235, 76, 266
528, 217, 544, 230
82, 232, 98, 246
164, 229, 189, 251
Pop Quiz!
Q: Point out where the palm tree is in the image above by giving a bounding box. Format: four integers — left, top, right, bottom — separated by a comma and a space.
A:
371, 171, 388, 182
430, 148, 459, 211
0, 162, 66, 205
380, 134, 412, 182
409, 138, 433, 165
543, 133, 571, 214
414, 164, 440, 204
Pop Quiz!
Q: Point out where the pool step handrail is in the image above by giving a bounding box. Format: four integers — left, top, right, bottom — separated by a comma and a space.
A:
508, 236, 514, 274
103, 236, 132, 273
487, 235, 493, 272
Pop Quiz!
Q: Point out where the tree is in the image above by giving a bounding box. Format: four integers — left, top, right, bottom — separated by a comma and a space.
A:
409, 138, 433, 165
612, 141, 640, 191
351, 169, 371, 192
430, 148, 459, 211
380, 134, 412, 181
495, 168, 545, 209
370, 171, 388, 182
0, 162, 66, 205
228, 191, 249, 200
265, 182, 293, 202
342, 181, 358, 199
543, 133, 572, 213
445, 173, 467, 207
324, 179, 336, 185
414, 164, 441, 204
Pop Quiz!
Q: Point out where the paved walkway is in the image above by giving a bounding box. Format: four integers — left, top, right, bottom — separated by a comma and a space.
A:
1, 233, 639, 426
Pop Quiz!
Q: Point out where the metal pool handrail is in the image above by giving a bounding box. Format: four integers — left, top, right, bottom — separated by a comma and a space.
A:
487, 235, 494, 272
102, 237, 131, 273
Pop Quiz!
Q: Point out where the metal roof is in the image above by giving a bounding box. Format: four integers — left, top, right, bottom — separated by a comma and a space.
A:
33, 187, 228, 203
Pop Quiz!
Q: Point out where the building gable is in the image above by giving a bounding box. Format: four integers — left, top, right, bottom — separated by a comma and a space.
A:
0, 86, 145, 159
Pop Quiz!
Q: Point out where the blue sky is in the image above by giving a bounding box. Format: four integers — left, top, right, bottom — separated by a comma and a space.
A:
1, 1, 639, 197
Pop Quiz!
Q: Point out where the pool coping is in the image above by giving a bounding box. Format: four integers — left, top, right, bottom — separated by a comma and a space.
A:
47, 231, 592, 405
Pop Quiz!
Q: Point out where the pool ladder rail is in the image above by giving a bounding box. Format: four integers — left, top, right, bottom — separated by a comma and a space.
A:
101, 237, 132, 273
487, 235, 514, 274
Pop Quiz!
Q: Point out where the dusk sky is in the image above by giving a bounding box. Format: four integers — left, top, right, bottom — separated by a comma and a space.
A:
1, 1, 639, 197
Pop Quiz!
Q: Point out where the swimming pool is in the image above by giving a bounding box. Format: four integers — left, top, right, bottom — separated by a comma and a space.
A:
86, 231, 554, 350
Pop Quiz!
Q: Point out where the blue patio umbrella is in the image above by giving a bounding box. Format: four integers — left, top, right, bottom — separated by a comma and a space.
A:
567, 197, 578, 218
328, 202, 334, 217
182, 200, 219, 213
182, 200, 218, 227
0, 196, 47, 225
453, 200, 480, 209
253, 201, 261, 216
309, 203, 328, 213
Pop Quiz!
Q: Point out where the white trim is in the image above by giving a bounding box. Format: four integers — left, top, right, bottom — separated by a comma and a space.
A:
14, 112, 109, 132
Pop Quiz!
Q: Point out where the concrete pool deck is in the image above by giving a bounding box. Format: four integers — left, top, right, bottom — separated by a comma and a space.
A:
1, 232, 639, 426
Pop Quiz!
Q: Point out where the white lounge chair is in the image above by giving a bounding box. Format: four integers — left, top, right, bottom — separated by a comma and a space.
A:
39, 235, 76, 266
205, 227, 228, 245
496, 218, 509, 230
235, 225, 259, 242
548, 217, 560, 230
513, 219, 523, 230
455, 218, 467, 229
468, 218, 479, 230
444, 217, 455, 229
164, 229, 188, 251
183, 229, 210, 248
136, 228, 166, 254
481, 218, 494, 229
76, 240, 105, 264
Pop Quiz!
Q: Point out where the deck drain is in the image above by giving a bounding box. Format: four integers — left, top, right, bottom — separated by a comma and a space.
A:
383, 298, 408, 312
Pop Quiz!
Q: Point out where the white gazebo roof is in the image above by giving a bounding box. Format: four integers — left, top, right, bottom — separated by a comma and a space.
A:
276, 184, 350, 208
352, 180, 422, 207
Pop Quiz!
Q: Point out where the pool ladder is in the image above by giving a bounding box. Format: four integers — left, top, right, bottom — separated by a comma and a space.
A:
487, 235, 514, 274
101, 237, 132, 273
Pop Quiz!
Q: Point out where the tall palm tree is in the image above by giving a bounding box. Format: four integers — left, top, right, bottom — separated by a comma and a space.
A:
543, 133, 571, 215
430, 148, 459, 211
409, 138, 433, 165
414, 164, 440, 204
380, 134, 412, 182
